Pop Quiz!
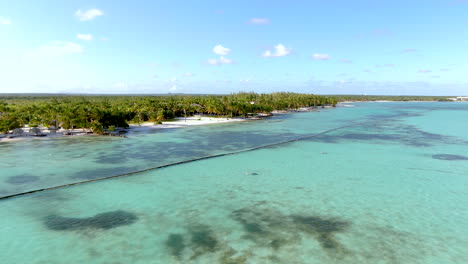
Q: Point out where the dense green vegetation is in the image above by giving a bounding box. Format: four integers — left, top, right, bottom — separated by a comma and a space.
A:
0, 92, 337, 134
332, 95, 452, 102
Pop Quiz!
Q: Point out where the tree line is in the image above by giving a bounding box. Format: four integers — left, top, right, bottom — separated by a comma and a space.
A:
0, 92, 337, 134
331, 95, 452, 102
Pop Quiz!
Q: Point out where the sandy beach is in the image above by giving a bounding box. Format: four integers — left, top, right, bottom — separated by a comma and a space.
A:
129, 116, 247, 130
0, 109, 316, 142
0, 116, 249, 142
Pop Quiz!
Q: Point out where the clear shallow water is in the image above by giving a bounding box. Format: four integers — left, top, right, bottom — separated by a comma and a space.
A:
0, 102, 467, 263
0, 106, 375, 197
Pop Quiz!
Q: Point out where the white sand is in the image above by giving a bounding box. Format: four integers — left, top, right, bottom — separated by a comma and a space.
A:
337, 103, 355, 107
128, 116, 247, 130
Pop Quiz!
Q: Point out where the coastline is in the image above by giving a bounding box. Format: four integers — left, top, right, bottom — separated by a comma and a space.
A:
128, 116, 248, 131
0, 116, 256, 143
0, 107, 322, 143
0, 129, 95, 143
337, 100, 468, 103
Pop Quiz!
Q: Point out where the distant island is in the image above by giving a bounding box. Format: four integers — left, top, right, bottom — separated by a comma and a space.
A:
330, 95, 458, 102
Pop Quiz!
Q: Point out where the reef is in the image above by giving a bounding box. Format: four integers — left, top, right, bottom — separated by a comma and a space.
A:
164, 204, 353, 263
5, 175, 39, 185
165, 225, 219, 260
231, 206, 350, 253
165, 234, 185, 258
432, 154, 468, 161
44, 210, 138, 231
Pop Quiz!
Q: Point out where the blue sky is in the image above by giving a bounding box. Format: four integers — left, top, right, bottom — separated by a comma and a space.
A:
1, 0, 467, 95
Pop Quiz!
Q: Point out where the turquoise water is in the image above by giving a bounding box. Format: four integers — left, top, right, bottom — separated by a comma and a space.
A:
0, 102, 467, 263
0, 106, 370, 197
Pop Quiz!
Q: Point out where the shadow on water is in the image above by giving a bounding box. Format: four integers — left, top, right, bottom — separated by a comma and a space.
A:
44, 210, 138, 231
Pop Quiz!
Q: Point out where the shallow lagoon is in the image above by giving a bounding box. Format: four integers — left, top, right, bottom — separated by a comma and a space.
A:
0, 102, 467, 263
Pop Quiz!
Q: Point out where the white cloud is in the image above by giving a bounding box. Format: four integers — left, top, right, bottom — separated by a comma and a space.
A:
248, 18, 270, 25
0, 16, 11, 25
219, 56, 232, 64
339, 59, 353, 64
184, 72, 194, 77
418, 69, 432, 73
169, 85, 178, 91
240, 78, 251, 83
35, 41, 83, 56
207, 56, 233, 65
77, 34, 93, 41
312, 53, 331, 60
75, 9, 103, 21
213, 45, 230, 55
262, 44, 292, 57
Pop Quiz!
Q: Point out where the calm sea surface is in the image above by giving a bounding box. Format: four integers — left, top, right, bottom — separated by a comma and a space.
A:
0, 102, 467, 263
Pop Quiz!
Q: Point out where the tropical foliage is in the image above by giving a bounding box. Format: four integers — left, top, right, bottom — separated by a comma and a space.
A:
0, 92, 337, 133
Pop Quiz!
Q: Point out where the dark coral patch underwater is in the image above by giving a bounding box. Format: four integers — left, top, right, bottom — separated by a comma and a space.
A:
165, 234, 185, 258
165, 225, 219, 260
44, 210, 138, 231
292, 215, 350, 250
432, 154, 468, 161
190, 225, 219, 254
5, 175, 40, 185
308, 117, 468, 148
230, 206, 351, 253
163, 206, 353, 263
